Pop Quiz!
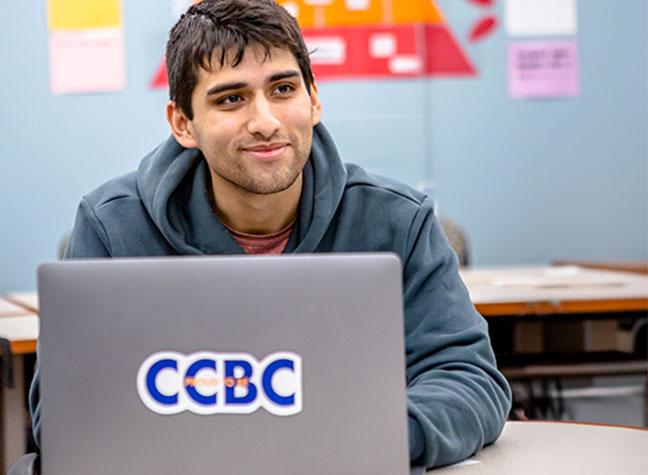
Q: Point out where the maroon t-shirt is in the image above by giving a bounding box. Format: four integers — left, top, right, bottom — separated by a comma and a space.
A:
225, 219, 295, 255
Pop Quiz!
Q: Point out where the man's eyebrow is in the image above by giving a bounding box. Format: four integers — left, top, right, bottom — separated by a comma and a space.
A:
204, 71, 301, 97
205, 81, 248, 97
268, 70, 301, 83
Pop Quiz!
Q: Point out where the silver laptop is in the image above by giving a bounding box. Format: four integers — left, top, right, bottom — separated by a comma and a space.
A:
38, 254, 413, 474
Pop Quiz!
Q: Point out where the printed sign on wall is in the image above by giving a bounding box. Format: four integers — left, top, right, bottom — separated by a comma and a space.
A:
278, 0, 477, 80
508, 41, 579, 98
152, 0, 499, 87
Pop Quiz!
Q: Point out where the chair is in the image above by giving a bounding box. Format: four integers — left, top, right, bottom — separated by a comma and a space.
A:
439, 217, 470, 266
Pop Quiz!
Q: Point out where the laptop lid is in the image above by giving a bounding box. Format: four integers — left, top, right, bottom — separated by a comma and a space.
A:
38, 253, 410, 474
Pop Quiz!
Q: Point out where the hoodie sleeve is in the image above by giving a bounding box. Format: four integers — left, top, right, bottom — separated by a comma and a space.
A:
29, 199, 112, 448
402, 202, 511, 468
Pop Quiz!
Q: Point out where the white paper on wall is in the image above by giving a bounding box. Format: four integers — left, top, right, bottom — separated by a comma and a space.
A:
504, 0, 578, 36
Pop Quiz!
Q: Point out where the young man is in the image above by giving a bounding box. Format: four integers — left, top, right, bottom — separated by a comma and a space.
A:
29, 0, 511, 468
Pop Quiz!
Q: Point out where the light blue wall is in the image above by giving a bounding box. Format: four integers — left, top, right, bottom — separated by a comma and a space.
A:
427, 0, 648, 265
1, 0, 646, 292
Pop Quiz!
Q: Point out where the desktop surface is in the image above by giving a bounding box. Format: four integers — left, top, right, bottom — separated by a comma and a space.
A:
433, 421, 648, 474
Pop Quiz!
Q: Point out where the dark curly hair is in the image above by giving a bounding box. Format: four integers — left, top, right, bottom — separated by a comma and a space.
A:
166, 0, 314, 119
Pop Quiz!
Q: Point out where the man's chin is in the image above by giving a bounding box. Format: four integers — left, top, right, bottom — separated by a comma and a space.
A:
236, 171, 303, 196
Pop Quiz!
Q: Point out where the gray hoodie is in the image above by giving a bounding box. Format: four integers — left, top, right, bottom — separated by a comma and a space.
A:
30, 123, 511, 468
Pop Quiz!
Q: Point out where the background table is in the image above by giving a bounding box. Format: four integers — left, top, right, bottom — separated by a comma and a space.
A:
0, 294, 39, 473
460, 266, 648, 424
433, 421, 648, 474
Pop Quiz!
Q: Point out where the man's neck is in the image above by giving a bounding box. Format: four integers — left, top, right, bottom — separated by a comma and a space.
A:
209, 172, 302, 235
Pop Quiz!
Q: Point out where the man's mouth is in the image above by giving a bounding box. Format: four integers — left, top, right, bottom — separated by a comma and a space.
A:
243, 143, 288, 161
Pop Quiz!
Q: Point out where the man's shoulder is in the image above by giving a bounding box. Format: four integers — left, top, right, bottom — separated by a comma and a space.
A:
343, 163, 428, 208
83, 171, 141, 212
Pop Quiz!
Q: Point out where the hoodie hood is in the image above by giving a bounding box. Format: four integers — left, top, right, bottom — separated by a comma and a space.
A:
135, 123, 347, 255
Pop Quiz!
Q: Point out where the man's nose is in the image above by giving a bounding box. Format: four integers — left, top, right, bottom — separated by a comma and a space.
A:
246, 95, 281, 139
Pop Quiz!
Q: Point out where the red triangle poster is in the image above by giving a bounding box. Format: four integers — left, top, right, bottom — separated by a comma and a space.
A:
150, 0, 495, 87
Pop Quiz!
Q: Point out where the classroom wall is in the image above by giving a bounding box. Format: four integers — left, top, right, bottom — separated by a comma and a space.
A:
1, 0, 646, 293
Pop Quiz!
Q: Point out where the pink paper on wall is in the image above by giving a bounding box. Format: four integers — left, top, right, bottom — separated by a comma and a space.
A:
508, 41, 579, 99
49, 29, 126, 95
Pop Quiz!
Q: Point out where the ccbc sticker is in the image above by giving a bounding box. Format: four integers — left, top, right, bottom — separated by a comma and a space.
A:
136, 351, 302, 416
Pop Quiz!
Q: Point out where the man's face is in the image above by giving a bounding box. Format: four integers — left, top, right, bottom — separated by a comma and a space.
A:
172, 45, 322, 196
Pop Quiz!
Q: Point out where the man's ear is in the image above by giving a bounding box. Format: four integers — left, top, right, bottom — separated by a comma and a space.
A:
166, 101, 198, 149
310, 82, 322, 126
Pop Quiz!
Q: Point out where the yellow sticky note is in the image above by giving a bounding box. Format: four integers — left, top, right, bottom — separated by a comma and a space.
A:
48, 0, 122, 30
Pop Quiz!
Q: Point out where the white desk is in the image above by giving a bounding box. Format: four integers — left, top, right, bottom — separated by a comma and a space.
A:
460, 266, 648, 316
433, 421, 648, 474
0, 299, 31, 319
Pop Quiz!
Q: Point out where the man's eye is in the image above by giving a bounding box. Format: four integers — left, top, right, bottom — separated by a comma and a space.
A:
219, 94, 242, 105
275, 84, 294, 94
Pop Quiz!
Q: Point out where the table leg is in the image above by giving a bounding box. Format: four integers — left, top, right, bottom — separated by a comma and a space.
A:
1, 355, 27, 473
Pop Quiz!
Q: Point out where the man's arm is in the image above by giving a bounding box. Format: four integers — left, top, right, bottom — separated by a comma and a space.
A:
402, 204, 511, 468
29, 201, 111, 446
